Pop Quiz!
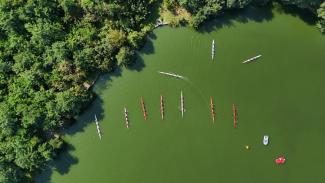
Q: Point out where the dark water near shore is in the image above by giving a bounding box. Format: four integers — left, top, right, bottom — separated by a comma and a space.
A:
37, 5, 325, 183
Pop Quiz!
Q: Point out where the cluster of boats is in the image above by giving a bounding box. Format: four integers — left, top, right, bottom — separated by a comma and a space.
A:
94, 93, 238, 139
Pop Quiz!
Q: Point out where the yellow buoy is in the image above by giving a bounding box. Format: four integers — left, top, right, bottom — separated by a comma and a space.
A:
245, 145, 250, 150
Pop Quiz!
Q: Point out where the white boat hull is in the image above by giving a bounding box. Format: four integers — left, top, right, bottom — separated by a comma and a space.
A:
211, 40, 215, 60
263, 135, 269, 145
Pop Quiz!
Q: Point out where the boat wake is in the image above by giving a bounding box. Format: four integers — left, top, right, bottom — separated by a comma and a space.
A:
184, 79, 208, 105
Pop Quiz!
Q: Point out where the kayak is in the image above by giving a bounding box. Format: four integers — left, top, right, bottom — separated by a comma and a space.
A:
275, 156, 286, 164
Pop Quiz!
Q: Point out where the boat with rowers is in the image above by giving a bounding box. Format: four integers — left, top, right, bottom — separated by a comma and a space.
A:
94, 114, 102, 140
232, 104, 237, 128
124, 107, 129, 128
140, 97, 148, 120
242, 55, 262, 64
160, 95, 164, 120
158, 71, 185, 80
180, 90, 185, 118
210, 97, 215, 122
211, 40, 215, 60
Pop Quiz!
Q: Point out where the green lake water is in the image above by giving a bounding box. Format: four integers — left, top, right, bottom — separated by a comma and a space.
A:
37, 5, 325, 183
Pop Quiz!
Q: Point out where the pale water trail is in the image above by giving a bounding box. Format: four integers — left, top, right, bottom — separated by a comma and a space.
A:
158, 70, 208, 107
183, 79, 210, 108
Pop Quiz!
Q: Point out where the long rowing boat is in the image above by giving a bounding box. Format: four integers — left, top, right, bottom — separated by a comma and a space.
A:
242, 55, 262, 64
210, 97, 215, 123
180, 90, 185, 118
211, 40, 215, 60
158, 71, 185, 79
94, 114, 102, 140
124, 107, 129, 128
160, 95, 164, 120
232, 104, 237, 128
140, 97, 147, 120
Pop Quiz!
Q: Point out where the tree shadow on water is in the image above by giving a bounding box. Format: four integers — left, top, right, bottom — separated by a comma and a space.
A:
198, 4, 275, 33
65, 98, 105, 136
35, 144, 78, 183
88, 68, 122, 99
274, 4, 317, 25
128, 33, 156, 72
141, 34, 156, 55
199, 3, 319, 33
128, 53, 146, 72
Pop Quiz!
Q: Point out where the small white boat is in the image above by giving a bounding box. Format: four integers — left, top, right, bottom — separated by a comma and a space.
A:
242, 55, 262, 64
158, 71, 185, 80
180, 90, 185, 118
124, 107, 129, 128
211, 40, 215, 60
94, 115, 102, 140
263, 135, 269, 145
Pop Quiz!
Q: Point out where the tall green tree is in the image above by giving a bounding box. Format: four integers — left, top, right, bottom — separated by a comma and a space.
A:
317, 2, 325, 33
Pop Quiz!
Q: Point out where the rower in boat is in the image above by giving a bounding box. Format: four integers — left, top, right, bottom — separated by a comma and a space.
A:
160, 95, 164, 120
232, 104, 237, 128
158, 71, 185, 80
211, 40, 215, 60
140, 97, 148, 120
242, 55, 262, 64
94, 114, 102, 140
124, 107, 129, 128
210, 97, 215, 123
180, 91, 185, 118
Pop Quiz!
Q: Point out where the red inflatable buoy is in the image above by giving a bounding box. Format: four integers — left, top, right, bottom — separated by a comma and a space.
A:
275, 156, 286, 164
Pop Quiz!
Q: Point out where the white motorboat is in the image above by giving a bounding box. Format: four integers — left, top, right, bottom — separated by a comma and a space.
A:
263, 135, 269, 145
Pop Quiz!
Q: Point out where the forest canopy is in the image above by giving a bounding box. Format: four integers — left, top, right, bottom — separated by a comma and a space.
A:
0, 0, 324, 182
0, 0, 156, 182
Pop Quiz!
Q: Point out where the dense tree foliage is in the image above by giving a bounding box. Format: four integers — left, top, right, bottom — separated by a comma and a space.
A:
0, 0, 156, 182
317, 2, 325, 32
1, 0, 325, 182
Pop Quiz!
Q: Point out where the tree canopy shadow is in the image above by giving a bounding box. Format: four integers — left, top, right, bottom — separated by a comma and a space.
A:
199, 2, 319, 34
128, 53, 146, 72
127, 34, 156, 72
141, 34, 156, 54
274, 3, 317, 25
93, 67, 122, 96
34, 144, 78, 183
198, 4, 275, 33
